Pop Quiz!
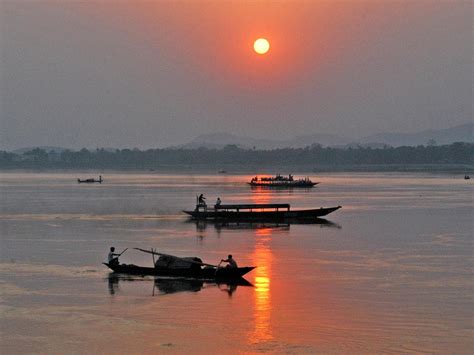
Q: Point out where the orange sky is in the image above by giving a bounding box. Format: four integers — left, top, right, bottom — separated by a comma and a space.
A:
1, 0, 471, 149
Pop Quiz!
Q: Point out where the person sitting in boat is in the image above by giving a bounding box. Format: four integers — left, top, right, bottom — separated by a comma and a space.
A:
198, 194, 206, 206
215, 197, 222, 208
108, 247, 120, 266
221, 254, 238, 269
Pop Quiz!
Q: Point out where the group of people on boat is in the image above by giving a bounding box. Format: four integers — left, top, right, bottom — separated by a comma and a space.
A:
198, 194, 222, 208
249, 174, 315, 186
251, 174, 294, 182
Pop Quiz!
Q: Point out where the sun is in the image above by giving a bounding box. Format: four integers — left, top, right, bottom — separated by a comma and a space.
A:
253, 38, 270, 55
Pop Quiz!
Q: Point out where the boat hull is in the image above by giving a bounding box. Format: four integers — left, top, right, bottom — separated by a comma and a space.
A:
183, 206, 341, 221
103, 263, 255, 279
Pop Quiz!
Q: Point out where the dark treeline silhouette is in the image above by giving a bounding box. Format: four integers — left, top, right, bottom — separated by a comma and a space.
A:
1, 143, 473, 171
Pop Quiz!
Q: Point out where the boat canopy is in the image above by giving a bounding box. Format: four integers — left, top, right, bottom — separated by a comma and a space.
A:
215, 203, 290, 210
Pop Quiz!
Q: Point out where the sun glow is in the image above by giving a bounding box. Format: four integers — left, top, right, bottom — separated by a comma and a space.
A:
253, 38, 270, 55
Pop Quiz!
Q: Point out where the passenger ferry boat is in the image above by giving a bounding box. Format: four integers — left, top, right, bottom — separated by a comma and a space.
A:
248, 174, 318, 188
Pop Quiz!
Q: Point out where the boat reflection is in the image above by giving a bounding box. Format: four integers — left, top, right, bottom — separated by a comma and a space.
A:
107, 273, 253, 297
189, 218, 340, 232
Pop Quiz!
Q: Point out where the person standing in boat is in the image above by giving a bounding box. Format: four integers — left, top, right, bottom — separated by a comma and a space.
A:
108, 247, 120, 266
221, 254, 238, 268
215, 197, 222, 208
198, 194, 206, 206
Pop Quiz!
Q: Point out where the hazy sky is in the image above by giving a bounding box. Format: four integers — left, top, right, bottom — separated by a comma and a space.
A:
1, 0, 472, 150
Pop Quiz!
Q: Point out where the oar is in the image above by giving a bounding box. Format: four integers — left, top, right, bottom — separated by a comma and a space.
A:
134, 248, 218, 268
119, 248, 128, 256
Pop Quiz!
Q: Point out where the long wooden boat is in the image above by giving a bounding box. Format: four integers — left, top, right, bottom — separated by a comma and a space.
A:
103, 248, 255, 280
77, 175, 103, 184
248, 174, 318, 188
183, 203, 341, 221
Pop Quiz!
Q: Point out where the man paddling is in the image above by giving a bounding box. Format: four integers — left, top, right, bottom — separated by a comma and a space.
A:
108, 247, 121, 266
221, 254, 238, 269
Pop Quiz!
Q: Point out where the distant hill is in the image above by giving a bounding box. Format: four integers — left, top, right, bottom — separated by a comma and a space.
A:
177, 133, 281, 150
178, 123, 473, 149
357, 123, 473, 147
178, 132, 351, 150
9, 123, 473, 153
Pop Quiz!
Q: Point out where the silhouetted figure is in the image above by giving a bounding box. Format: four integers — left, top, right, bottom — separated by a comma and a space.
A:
108, 247, 120, 266
198, 194, 206, 206
215, 197, 222, 207
221, 254, 238, 268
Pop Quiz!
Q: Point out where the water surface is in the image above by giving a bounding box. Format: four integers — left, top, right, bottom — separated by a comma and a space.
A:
1, 172, 472, 353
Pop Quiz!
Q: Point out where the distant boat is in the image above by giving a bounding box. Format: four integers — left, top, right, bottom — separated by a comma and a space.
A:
465, 175, 470, 180
218, 170, 227, 174
183, 201, 341, 222
248, 174, 318, 188
77, 175, 103, 184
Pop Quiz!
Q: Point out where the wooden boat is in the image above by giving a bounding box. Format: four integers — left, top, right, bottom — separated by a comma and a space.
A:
103, 248, 255, 280
248, 174, 318, 188
184, 203, 341, 221
77, 175, 103, 184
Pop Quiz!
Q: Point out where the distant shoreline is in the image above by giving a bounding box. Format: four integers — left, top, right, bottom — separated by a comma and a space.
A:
1, 164, 473, 174
1, 143, 472, 173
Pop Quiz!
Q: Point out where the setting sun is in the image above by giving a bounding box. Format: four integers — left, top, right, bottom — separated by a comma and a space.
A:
253, 38, 270, 55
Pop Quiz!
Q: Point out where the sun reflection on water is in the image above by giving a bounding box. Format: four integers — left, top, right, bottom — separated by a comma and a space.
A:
250, 232, 273, 344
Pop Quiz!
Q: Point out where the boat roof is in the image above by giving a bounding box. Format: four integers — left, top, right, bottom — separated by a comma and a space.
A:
215, 203, 290, 210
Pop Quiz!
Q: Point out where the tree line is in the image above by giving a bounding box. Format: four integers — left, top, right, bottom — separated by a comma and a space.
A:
0, 143, 473, 170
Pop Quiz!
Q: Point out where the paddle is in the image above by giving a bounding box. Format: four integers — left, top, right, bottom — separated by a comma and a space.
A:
119, 248, 128, 256
134, 248, 218, 268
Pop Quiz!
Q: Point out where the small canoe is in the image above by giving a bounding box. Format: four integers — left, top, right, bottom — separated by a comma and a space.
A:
77, 175, 103, 184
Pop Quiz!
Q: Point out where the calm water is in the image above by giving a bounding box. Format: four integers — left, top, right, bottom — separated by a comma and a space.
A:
1, 172, 472, 353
